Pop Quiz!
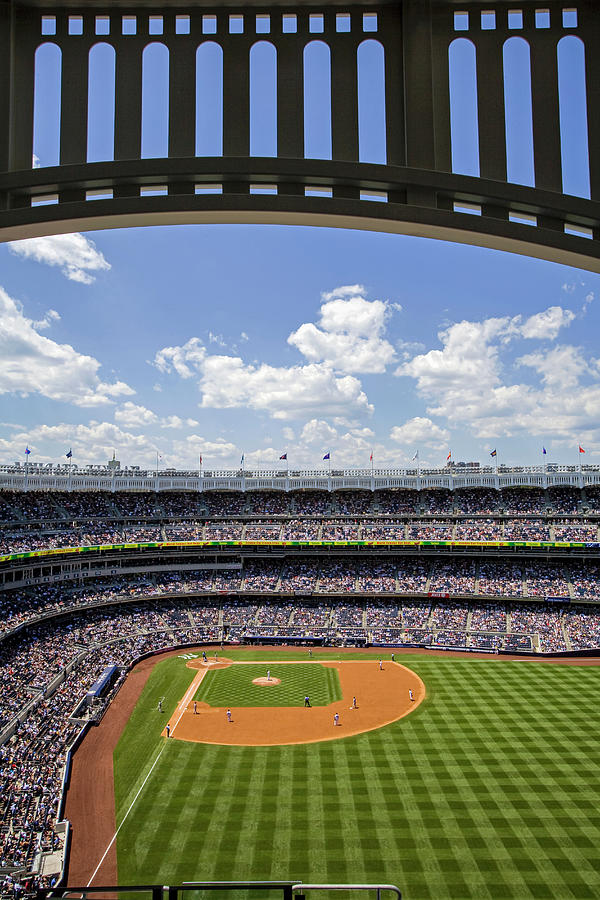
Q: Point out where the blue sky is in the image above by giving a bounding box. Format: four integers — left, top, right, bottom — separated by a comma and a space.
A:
0, 28, 598, 471
2, 225, 598, 471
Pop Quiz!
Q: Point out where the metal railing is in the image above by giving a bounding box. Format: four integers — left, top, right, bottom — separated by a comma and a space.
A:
38, 881, 401, 900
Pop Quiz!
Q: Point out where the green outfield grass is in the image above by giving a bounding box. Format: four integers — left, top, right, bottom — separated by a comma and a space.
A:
195, 663, 341, 707
113, 650, 600, 899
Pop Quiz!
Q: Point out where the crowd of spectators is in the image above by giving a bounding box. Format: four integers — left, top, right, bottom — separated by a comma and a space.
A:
453, 489, 500, 514
321, 522, 361, 540
585, 487, 600, 512
547, 487, 581, 514
9, 515, 600, 553
570, 562, 600, 599
1, 575, 600, 883
2, 485, 600, 527
318, 561, 358, 592
565, 604, 600, 649
553, 522, 598, 541
429, 601, 470, 629
242, 560, 280, 591
429, 560, 476, 595
407, 521, 454, 540
2, 557, 600, 642
281, 520, 320, 541
469, 602, 507, 631
0, 598, 230, 880
523, 562, 570, 598
361, 522, 407, 539
279, 561, 319, 592
501, 488, 546, 515
508, 603, 567, 651
502, 519, 550, 541
478, 561, 523, 597
2, 484, 600, 558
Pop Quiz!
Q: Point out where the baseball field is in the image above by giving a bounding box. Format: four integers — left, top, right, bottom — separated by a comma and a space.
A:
66, 648, 600, 899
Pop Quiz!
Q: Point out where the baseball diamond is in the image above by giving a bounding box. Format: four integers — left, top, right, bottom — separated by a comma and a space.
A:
166, 659, 424, 745
61, 646, 600, 900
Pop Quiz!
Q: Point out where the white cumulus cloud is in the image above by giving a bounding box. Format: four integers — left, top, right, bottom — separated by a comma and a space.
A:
0, 287, 134, 407
199, 356, 372, 420
153, 337, 206, 379
396, 307, 600, 445
390, 417, 450, 446
288, 285, 396, 373
8, 233, 111, 284
114, 402, 159, 428
520, 306, 576, 340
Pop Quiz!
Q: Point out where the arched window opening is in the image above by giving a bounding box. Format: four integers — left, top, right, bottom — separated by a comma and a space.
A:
196, 41, 223, 156
87, 42, 116, 162
33, 42, 62, 167
250, 41, 277, 157
558, 35, 590, 198
141, 42, 169, 159
303, 40, 332, 159
357, 39, 386, 163
503, 37, 535, 186
448, 38, 479, 176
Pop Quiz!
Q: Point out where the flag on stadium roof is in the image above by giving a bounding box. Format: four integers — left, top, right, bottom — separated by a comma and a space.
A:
412, 450, 419, 460
240, 453, 245, 466
24, 446, 31, 455
579, 445, 586, 453
66, 449, 72, 459
323, 452, 330, 460
490, 449, 497, 457
446, 450, 451, 461
199, 455, 202, 466
542, 447, 547, 454
369, 450, 373, 462
280, 453, 287, 460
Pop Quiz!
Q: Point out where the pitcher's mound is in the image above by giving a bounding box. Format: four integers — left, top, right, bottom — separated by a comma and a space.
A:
252, 677, 281, 685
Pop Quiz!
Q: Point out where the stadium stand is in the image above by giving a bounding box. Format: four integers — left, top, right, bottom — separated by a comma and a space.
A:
1, 481, 600, 889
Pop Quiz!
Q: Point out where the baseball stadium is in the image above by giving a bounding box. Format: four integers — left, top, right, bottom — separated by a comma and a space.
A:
1, 467, 600, 900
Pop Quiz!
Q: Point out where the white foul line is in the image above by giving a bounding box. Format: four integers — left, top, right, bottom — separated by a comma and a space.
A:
87, 740, 167, 887
170, 666, 209, 735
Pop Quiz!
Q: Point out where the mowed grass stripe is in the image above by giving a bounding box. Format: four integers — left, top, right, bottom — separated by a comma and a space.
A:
195, 663, 341, 707
318, 744, 350, 883
114, 656, 197, 821
115, 653, 600, 899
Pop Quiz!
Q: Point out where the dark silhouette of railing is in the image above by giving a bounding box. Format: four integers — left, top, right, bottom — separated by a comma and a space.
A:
1, 0, 599, 270
38, 881, 402, 900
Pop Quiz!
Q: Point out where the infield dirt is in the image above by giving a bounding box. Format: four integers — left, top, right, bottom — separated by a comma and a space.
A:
167, 658, 424, 745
